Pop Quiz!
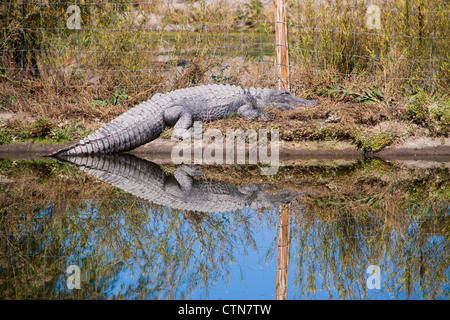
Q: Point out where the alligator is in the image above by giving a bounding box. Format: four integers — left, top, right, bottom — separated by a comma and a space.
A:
48, 84, 318, 157
58, 154, 305, 213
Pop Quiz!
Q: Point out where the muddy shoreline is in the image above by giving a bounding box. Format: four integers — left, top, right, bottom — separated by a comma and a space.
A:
1, 137, 448, 166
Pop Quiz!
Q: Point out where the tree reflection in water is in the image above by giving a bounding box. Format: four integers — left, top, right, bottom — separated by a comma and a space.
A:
0, 156, 448, 299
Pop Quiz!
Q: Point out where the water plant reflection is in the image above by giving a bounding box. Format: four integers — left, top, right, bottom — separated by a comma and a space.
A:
0, 156, 448, 299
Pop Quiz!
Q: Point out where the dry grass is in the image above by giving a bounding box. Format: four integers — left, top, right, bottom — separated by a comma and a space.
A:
0, 0, 448, 149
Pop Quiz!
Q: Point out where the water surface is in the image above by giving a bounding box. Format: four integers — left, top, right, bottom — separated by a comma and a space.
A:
0, 155, 448, 299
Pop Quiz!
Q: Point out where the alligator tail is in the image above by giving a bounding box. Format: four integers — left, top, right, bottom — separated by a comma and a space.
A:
46, 99, 165, 157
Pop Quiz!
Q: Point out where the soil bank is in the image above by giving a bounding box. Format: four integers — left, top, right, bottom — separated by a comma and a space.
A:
0, 137, 448, 167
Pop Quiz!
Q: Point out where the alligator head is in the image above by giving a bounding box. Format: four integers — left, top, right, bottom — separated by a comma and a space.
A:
254, 88, 319, 110
272, 90, 319, 108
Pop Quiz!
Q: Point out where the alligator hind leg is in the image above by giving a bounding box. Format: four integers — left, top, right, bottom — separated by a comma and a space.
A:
164, 165, 202, 197
164, 106, 197, 140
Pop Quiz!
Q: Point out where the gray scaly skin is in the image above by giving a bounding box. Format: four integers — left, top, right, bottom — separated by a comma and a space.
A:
58, 154, 305, 212
48, 84, 319, 157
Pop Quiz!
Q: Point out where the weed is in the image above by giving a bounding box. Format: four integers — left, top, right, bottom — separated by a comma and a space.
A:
354, 87, 384, 104
353, 131, 392, 153
404, 88, 430, 125
91, 98, 109, 107
0, 118, 92, 145
92, 89, 129, 107
430, 102, 450, 127
211, 65, 232, 83
111, 89, 129, 106
318, 127, 335, 140
402, 88, 449, 135
30, 118, 53, 139
0, 96, 15, 109
0, 132, 13, 144
315, 86, 384, 104
406, 103, 428, 126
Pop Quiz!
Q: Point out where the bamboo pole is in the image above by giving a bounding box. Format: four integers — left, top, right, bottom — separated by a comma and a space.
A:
275, 204, 291, 300
273, 0, 290, 90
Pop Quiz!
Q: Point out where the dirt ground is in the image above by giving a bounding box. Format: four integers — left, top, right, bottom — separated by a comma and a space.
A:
1, 95, 449, 163
1, 135, 448, 166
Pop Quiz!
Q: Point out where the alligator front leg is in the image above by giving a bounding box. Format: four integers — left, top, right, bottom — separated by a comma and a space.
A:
237, 104, 275, 121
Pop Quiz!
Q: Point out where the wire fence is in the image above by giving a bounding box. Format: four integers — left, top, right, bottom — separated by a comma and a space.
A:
1, 0, 449, 98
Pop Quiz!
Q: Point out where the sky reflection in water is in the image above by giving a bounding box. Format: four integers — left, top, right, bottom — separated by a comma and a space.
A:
0, 155, 448, 300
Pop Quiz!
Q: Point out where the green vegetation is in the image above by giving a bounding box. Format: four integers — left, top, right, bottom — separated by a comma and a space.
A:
288, 0, 449, 84
353, 132, 393, 153
403, 88, 450, 136
314, 86, 385, 104
0, 117, 93, 145
0, 96, 15, 109
91, 88, 129, 107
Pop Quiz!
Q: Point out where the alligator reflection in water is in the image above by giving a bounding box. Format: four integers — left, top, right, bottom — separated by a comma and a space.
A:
57, 154, 304, 213
58, 154, 299, 299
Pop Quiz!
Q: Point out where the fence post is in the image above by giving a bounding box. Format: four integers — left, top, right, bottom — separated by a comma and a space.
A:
273, 0, 289, 90
275, 204, 291, 300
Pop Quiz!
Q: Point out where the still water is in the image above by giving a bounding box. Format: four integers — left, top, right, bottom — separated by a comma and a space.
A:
0, 154, 448, 299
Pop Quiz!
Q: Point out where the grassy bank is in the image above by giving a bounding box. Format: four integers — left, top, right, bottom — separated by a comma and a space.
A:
0, 0, 449, 152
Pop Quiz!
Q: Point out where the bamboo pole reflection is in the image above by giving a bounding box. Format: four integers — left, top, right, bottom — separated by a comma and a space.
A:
275, 203, 291, 300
